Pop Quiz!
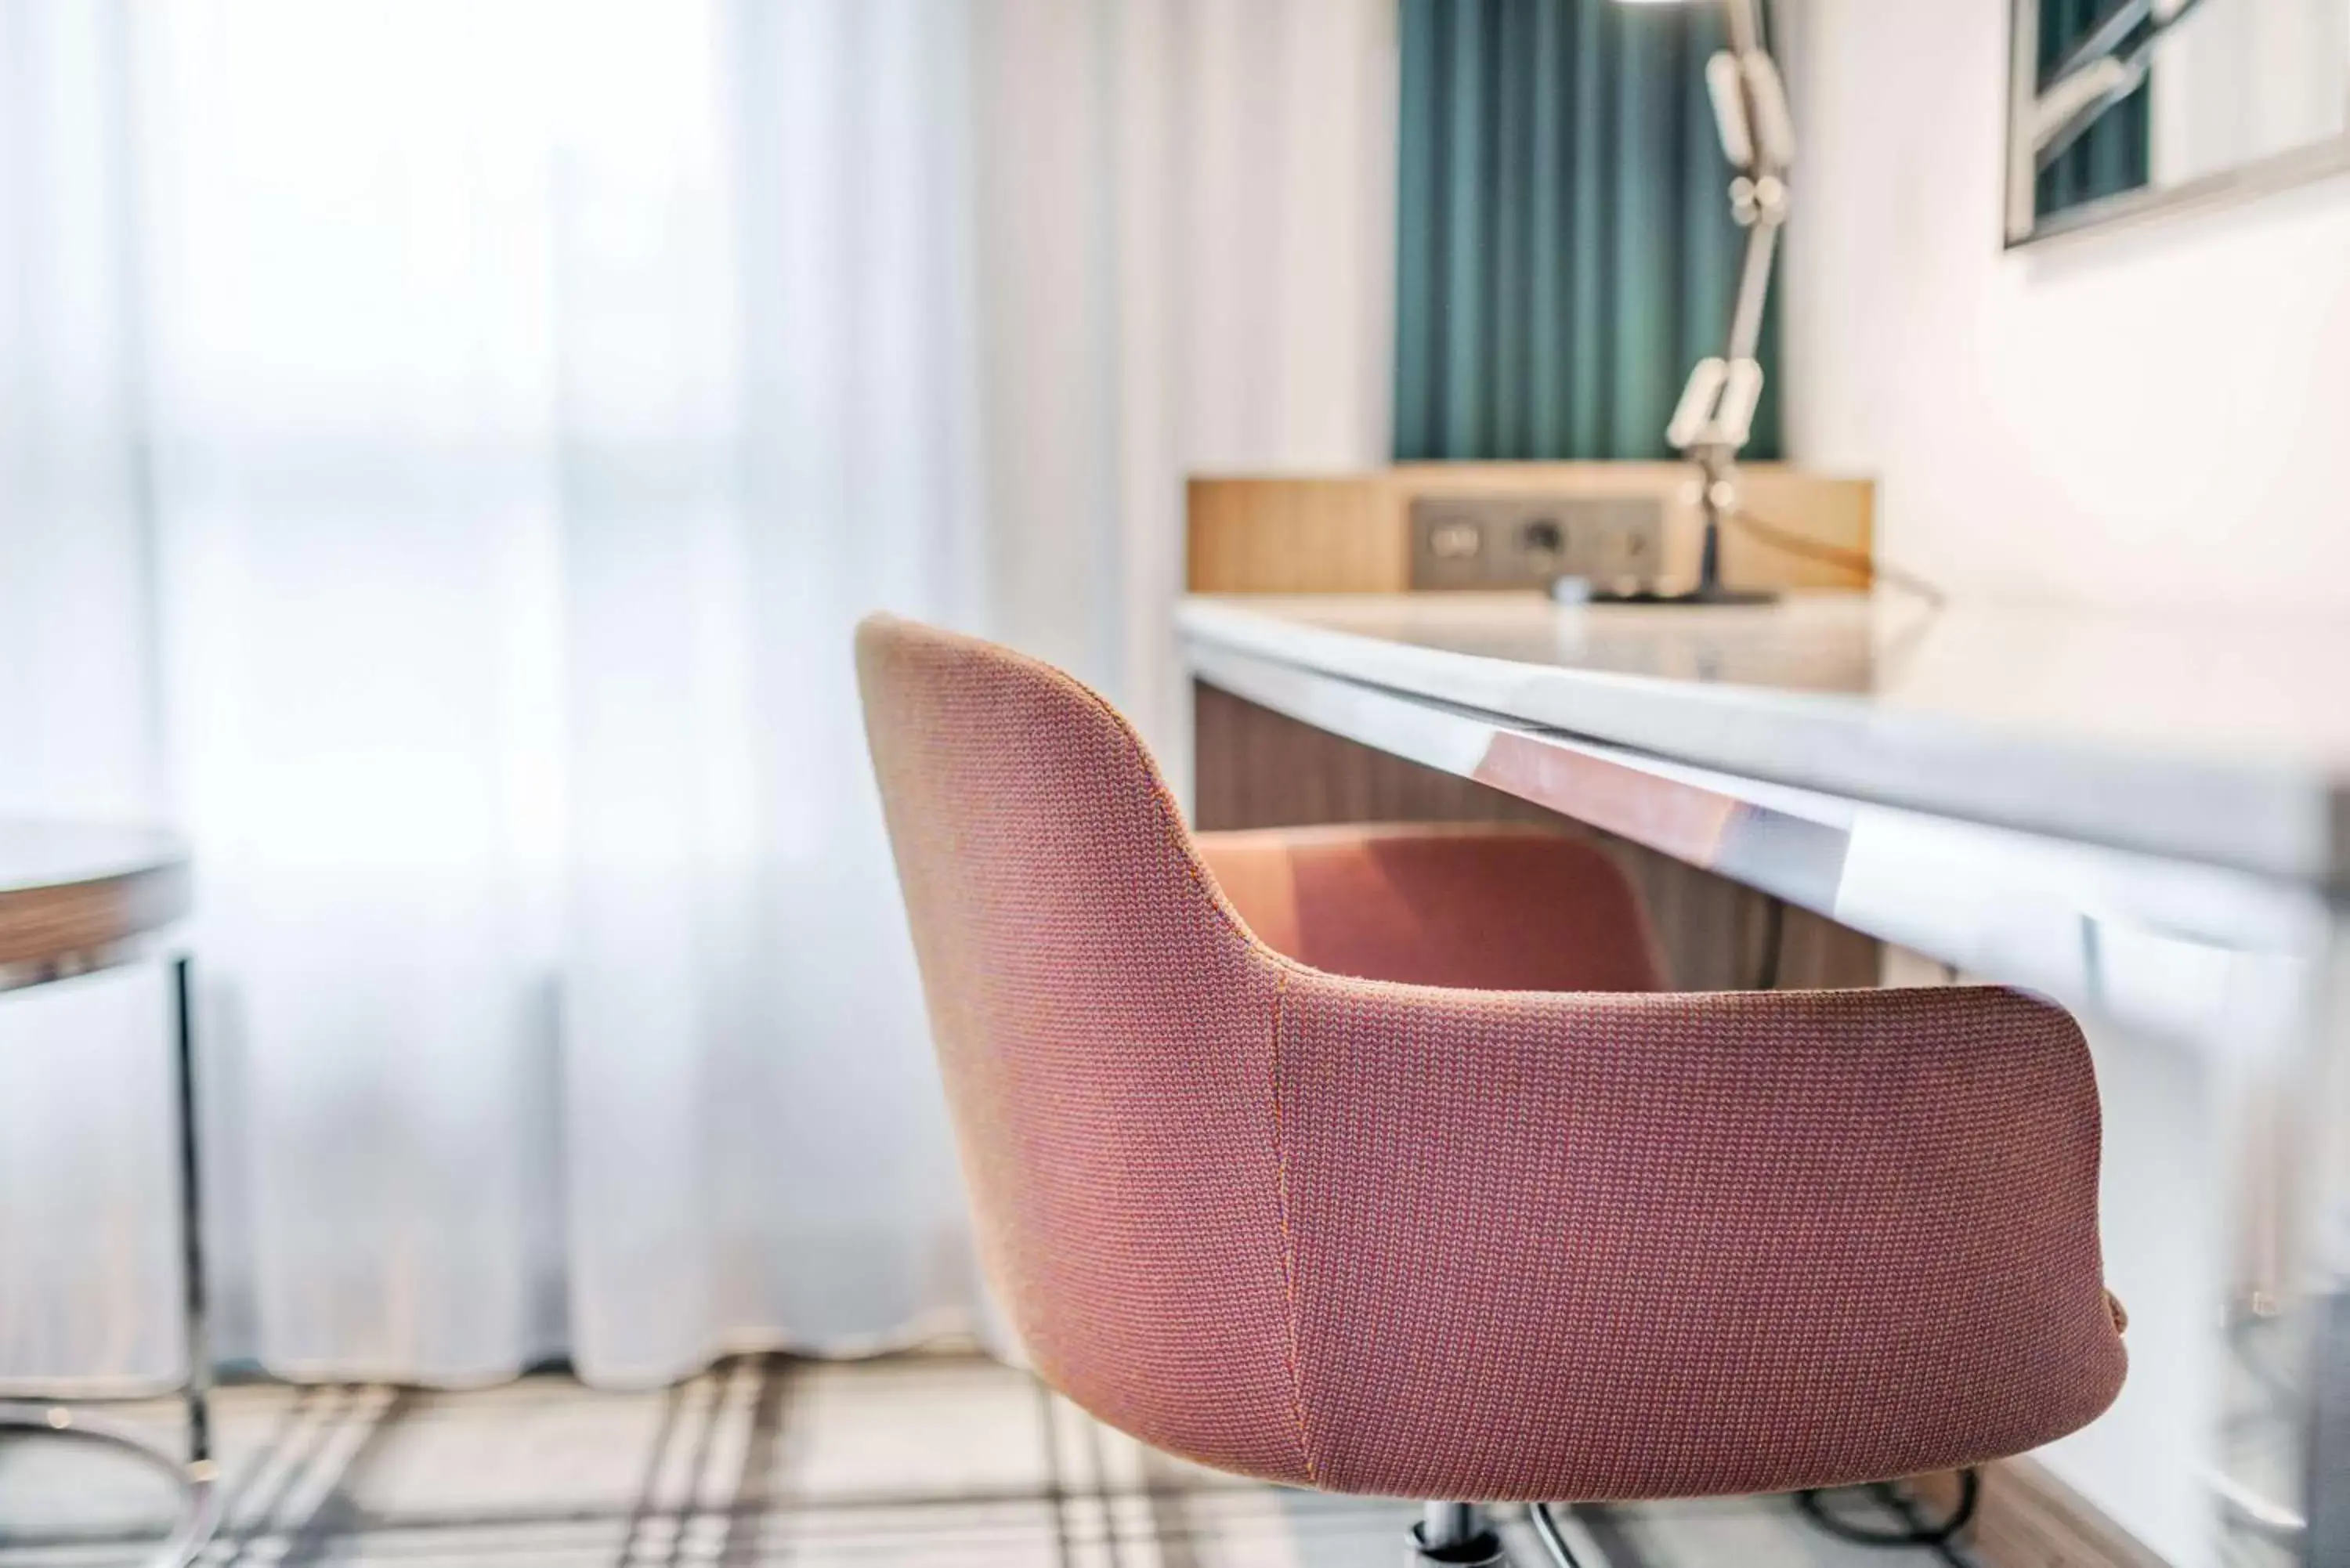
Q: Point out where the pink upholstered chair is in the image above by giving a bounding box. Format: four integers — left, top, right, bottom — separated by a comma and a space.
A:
855, 615, 2125, 1563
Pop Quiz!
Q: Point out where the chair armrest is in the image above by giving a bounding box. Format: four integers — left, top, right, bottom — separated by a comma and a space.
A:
1267, 973, 2126, 1500
1195, 823, 1664, 992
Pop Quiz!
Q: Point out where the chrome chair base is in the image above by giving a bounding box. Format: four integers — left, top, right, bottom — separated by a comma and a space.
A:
1412, 1502, 1510, 1566
0, 1402, 220, 1567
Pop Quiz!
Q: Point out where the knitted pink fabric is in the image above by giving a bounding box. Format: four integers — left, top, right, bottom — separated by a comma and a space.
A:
1193, 824, 1665, 995
855, 614, 2125, 1501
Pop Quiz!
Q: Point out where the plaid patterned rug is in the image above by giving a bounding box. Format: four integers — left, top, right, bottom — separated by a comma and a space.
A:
0, 1353, 1940, 1565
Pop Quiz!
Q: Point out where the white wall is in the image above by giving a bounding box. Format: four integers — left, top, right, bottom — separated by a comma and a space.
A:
1784, 0, 2350, 617
1779, 4, 2350, 1563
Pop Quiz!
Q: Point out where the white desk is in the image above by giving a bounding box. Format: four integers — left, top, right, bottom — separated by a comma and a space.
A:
1180, 591, 2350, 1565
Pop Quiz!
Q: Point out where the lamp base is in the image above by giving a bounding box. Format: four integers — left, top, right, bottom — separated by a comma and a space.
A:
1585, 583, 1777, 607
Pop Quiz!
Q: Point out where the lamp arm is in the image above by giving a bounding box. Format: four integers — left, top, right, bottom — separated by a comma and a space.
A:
1675, 6, 1788, 597
1596, 0, 1785, 602
1722, 201, 1780, 385
1667, 84, 1784, 467
1667, 0, 1789, 467
1722, 0, 1762, 56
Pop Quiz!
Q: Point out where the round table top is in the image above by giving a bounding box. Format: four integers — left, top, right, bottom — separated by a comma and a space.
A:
0, 820, 190, 973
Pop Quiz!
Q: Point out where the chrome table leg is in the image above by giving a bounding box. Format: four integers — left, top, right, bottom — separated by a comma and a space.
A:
0, 954, 220, 1566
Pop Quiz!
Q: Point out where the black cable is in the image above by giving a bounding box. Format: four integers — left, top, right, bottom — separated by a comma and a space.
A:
1728, 508, 1947, 609
1794, 1470, 1979, 1554
1528, 1502, 1585, 1568
1539, 1479, 1974, 1566
1528, 1501, 1659, 1568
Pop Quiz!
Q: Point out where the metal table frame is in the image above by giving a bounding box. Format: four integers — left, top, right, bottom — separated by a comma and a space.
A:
1, 830, 216, 1567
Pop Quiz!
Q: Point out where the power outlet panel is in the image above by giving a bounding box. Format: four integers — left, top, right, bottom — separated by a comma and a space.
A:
1408, 494, 1665, 592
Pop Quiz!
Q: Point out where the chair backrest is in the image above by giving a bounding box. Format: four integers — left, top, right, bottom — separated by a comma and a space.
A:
857, 613, 2125, 1501
856, 613, 1310, 1481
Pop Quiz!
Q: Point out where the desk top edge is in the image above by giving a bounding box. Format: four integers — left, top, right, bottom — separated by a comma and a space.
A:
1178, 593, 2348, 887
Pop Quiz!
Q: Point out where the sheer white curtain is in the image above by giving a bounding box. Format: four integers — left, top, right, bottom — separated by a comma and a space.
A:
0, 0, 1391, 1389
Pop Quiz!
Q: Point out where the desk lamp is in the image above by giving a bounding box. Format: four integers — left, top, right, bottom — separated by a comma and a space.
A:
1610, 0, 1792, 605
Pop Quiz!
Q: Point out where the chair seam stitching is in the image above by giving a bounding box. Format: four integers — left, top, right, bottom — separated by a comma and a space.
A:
1265, 967, 1321, 1487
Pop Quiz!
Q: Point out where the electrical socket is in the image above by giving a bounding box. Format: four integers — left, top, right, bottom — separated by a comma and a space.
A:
1408, 495, 1665, 592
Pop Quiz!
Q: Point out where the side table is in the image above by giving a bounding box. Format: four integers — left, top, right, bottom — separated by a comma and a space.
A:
0, 822, 215, 1565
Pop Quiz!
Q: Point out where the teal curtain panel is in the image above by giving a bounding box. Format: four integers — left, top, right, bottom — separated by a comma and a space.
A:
2034, 0, 2154, 219
1393, 0, 1780, 463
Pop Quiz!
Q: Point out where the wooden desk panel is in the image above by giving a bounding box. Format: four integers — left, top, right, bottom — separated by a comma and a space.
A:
1188, 463, 1875, 596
